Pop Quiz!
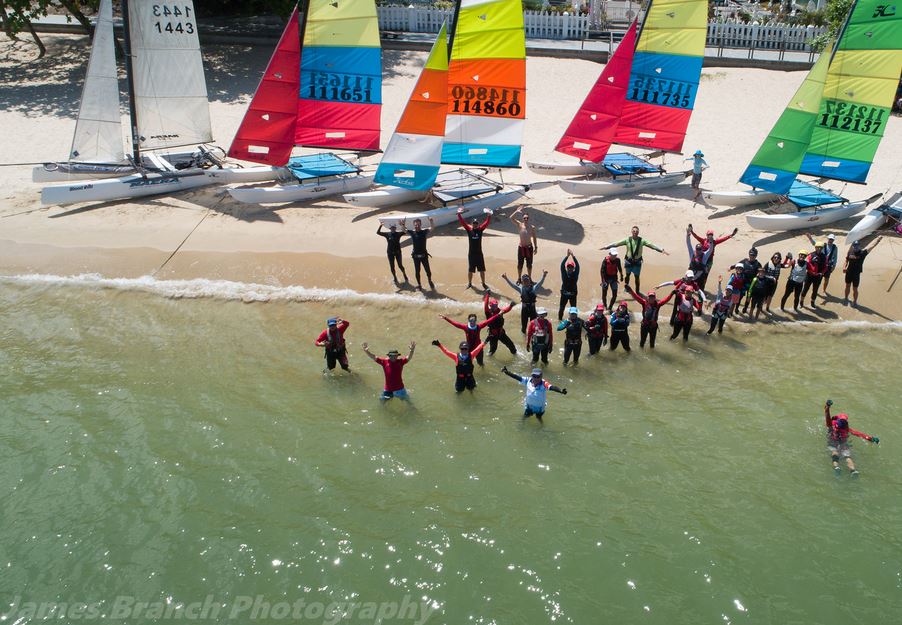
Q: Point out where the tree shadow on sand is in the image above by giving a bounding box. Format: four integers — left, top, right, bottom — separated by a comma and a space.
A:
429, 204, 586, 246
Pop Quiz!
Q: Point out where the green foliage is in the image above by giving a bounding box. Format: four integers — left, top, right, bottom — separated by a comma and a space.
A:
193, 0, 295, 18
808, 0, 853, 52
0, 0, 97, 37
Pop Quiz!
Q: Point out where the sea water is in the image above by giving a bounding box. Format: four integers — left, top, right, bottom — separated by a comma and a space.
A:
1, 275, 901, 625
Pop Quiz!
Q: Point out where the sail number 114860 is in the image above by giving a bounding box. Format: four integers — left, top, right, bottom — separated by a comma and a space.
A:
450, 86, 523, 117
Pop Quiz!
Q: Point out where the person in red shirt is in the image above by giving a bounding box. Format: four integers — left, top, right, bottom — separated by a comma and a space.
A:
669, 286, 702, 342
439, 310, 501, 366
526, 307, 554, 365
432, 339, 486, 392
483, 294, 517, 356
823, 399, 879, 476
624, 285, 673, 349
314, 317, 350, 372
362, 341, 416, 400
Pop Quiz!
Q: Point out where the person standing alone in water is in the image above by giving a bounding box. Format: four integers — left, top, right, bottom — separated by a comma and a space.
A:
602, 226, 668, 294
376, 223, 408, 285
457, 207, 492, 291
558, 249, 580, 321
510, 206, 538, 281
403, 217, 435, 291
823, 399, 879, 477
501, 366, 567, 422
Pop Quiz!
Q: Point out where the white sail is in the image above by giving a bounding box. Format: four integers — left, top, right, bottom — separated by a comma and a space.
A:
70, 0, 124, 163
127, 0, 213, 151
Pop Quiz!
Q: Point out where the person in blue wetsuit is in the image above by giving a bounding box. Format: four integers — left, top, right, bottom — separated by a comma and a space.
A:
609, 301, 631, 352
501, 366, 567, 422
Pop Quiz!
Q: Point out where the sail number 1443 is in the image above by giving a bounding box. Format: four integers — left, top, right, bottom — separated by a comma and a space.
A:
151, 4, 195, 34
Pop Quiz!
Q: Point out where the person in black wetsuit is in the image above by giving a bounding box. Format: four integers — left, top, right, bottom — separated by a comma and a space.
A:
432, 339, 485, 393
402, 216, 435, 291
376, 223, 408, 284
484, 294, 517, 356
502, 270, 548, 334
457, 208, 492, 291
558, 249, 580, 321
557, 306, 588, 365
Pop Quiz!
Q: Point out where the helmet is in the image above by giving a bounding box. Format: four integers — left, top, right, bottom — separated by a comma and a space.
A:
488, 298, 499, 308
531, 368, 543, 377
685, 270, 695, 279
566, 262, 575, 269
521, 274, 530, 282
749, 247, 758, 256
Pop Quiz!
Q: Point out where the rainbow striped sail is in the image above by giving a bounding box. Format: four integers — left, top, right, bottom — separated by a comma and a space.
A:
799, 0, 902, 183
442, 0, 525, 167
227, 0, 381, 165
612, 0, 708, 152
554, 20, 638, 162
375, 24, 449, 190
738, 49, 832, 193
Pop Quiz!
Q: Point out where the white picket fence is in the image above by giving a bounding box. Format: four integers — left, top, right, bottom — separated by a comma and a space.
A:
376, 6, 826, 51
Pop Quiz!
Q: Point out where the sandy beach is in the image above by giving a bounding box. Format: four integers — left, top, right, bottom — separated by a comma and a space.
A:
2, 33, 901, 321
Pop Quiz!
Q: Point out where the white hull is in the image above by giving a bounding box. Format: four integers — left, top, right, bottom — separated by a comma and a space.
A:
377, 182, 553, 228
343, 186, 427, 208
846, 209, 889, 243
559, 171, 690, 197
703, 189, 781, 207
204, 165, 288, 184
746, 200, 868, 232
228, 174, 374, 205
41, 169, 215, 206
526, 160, 606, 176
31, 150, 200, 183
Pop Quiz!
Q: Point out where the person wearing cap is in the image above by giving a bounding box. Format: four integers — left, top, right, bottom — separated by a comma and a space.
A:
439, 310, 502, 366
609, 301, 631, 352
823, 399, 879, 476
625, 284, 673, 349
556, 306, 589, 365
780, 251, 808, 312
432, 338, 486, 393
736, 247, 762, 314
377, 223, 408, 285
510, 205, 538, 281
684, 150, 708, 200
600, 247, 624, 311
725, 264, 746, 316
656, 269, 707, 325
685, 226, 714, 288
362, 341, 416, 400
502, 269, 548, 334
314, 317, 351, 372
526, 307, 554, 365
457, 207, 492, 291
690, 224, 738, 287
402, 217, 436, 291
762, 251, 784, 312
800, 241, 828, 308
601, 226, 668, 293
806, 232, 839, 296
483, 293, 517, 356
707, 276, 732, 334
669, 285, 702, 342
843, 236, 883, 307
558, 249, 581, 321
585, 303, 609, 355
501, 366, 568, 422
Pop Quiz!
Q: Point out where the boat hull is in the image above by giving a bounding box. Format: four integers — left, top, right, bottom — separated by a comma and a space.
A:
32, 151, 200, 183
746, 200, 868, 232
204, 165, 288, 184
845, 209, 889, 243
342, 187, 428, 208
526, 160, 606, 176
41, 169, 215, 206
559, 171, 690, 197
228, 175, 374, 204
703, 189, 781, 207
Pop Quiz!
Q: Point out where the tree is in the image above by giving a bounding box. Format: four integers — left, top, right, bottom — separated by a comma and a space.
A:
0, 0, 97, 58
809, 0, 853, 52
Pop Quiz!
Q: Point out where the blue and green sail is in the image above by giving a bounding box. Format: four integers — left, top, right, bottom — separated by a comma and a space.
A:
740, 0, 902, 195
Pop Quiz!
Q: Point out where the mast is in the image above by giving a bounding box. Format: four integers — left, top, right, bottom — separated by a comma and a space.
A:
120, 0, 141, 163
445, 0, 462, 59
632, 0, 652, 51
826, 0, 857, 66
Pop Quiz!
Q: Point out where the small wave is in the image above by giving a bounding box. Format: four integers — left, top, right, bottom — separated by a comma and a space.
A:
0, 272, 470, 308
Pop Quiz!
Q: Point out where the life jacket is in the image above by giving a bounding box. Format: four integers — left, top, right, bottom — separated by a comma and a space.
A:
713, 296, 731, 317
463, 323, 482, 347
829, 419, 850, 444
561, 270, 578, 295
586, 313, 607, 338
603, 256, 619, 277
765, 261, 781, 280
625, 237, 644, 262
564, 319, 584, 343
521, 287, 537, 306
610, 312, 630, 331
641, 301, 661, 326
531, 318, 551, 345
789, 262, 807, 283
456, 355, 474, 379
487, 310, 505, 336
689, 251, 706, 273
676, 295, 695, 321
325, 327, 345, 350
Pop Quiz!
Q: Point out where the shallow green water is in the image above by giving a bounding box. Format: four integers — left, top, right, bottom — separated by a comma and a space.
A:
1, 276, 901, 625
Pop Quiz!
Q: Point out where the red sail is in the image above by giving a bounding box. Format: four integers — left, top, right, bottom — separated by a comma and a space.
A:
554, 20, 638, 163
227, 8, 300, 165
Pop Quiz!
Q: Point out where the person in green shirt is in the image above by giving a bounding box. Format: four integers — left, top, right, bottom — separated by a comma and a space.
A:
601, 226, 669, 293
